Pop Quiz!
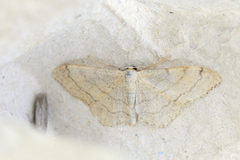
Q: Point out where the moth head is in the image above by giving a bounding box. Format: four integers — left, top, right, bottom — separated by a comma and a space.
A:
120, 66, 139, 71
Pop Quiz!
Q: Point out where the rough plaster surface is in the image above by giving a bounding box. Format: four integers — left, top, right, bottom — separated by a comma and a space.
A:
1, 0, 240, 159
0, 122, 128, 160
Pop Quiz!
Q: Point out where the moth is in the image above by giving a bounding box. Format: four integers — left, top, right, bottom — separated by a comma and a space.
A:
53, 57, 221, 127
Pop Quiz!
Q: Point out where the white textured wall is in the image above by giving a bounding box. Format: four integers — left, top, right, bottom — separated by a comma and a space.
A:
1, 0, 240, 159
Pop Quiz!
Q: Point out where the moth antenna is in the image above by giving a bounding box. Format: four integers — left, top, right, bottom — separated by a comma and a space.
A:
88, 56, 120, 70
140, 56, 171, 71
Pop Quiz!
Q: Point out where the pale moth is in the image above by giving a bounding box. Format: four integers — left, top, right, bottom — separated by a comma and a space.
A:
53, 56, 221, 127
